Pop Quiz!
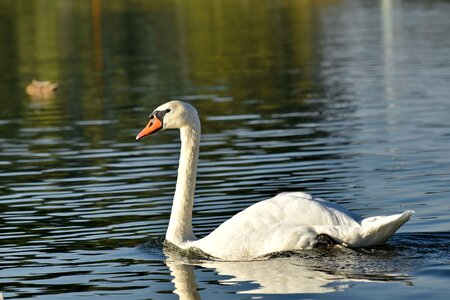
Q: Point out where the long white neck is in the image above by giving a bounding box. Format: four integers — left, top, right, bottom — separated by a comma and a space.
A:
166, 124, 200, 245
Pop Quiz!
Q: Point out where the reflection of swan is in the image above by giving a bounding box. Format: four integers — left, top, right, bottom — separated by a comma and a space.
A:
136, 101, 414, 260
200, 259, 353, 294
165, 257, 351, 297
166, 260, 201, 300
164, 249, 412, 296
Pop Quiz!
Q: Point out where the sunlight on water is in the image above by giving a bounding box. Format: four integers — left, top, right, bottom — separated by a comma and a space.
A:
0, 0, 449, 299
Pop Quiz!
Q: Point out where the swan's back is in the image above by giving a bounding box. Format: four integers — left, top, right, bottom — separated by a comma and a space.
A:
270, 192, 362, 226
231, 192, 362, 228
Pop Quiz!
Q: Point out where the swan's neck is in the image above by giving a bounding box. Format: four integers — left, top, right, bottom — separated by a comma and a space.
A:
166, 125, 200, 245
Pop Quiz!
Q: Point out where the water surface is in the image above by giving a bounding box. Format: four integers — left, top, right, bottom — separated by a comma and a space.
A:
0, 0, 449, 299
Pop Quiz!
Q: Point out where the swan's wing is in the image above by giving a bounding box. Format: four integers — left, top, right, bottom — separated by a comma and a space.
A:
268, 192, 362, 226
193, 192, 362, 259
216, 192, 361, 230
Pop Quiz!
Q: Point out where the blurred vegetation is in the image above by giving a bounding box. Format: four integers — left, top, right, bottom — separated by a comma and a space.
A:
0, 0, 343, 146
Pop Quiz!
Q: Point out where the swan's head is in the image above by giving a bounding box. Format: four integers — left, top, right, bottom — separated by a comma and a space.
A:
136, 100, 199, 141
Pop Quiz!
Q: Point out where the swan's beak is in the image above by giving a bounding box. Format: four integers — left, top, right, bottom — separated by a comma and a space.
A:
136, 115, 163, 141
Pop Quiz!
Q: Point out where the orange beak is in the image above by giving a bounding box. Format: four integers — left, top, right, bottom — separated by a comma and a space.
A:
136, 115, 163, 141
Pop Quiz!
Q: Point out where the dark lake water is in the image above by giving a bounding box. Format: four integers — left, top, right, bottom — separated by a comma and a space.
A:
1, 0, 450, 299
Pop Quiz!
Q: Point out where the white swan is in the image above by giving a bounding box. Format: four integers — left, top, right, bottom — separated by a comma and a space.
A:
136, 100, 414, 261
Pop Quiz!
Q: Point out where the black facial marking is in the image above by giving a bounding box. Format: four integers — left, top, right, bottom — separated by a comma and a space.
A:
151, 109, 171, 125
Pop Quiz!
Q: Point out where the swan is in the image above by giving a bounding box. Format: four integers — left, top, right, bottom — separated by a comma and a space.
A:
136, 100, 414, 261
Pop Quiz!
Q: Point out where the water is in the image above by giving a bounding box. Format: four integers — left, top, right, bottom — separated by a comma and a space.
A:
1, 0, 449, 299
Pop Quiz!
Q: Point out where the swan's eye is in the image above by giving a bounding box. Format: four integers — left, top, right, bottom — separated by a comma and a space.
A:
166, 109, 171, 113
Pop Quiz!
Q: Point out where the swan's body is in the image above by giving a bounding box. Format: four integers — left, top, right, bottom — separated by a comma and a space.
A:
136, 101, 414, 261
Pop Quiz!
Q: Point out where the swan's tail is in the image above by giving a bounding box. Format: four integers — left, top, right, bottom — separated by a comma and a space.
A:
358, 210, 415, 247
